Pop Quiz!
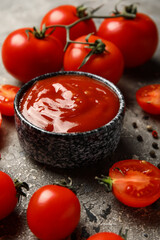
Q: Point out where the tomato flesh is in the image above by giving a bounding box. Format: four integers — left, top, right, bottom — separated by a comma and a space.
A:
0, 85, 20, 116
27, 185, 80, 240
109, 160, 160, 207
87, 232, 124, 240
136, 84, 160, 115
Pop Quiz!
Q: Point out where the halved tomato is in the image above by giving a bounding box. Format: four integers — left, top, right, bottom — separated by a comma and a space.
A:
0, 85, 20, 116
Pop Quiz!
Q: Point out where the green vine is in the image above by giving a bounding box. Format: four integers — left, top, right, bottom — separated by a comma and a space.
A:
26, 3, 137, 68
43, 3, 136, 50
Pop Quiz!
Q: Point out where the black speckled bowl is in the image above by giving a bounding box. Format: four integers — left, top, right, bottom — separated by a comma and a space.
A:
14, 71, 125, 168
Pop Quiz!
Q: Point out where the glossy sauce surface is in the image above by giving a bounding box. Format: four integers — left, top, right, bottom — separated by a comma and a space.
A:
20, 75, 119, 133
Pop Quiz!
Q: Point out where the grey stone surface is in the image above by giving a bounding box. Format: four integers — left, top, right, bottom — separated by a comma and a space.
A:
0, 0, 160, 239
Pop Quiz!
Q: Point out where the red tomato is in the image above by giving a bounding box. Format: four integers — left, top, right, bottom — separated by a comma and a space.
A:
87, 232, 124, 240
0, 84, 20, 116
0, 171, 18, 220
40, 5, 96, 47
63, 35, 124, 84
108, 160, 160, 207
97, 12, 158, 67
2, 28, 64, 83
136, 84, 160, 115
27, 185, 81, 240
0, 112, 2, 127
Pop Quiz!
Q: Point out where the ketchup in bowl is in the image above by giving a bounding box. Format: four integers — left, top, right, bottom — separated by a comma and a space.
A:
19, 74, 119, 133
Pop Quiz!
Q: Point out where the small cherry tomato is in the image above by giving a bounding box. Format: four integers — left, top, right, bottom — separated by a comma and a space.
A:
0, 171, 28, 220
136, 84, 160, 115
96, 159, 160, 207
40, 5, 96, 47
2, 28, 64, 83
0, 84, 20, 116
27, 185, 81, 240
63, 35, 124, 84
97, 6, 158, 67
87, 232, 124, 240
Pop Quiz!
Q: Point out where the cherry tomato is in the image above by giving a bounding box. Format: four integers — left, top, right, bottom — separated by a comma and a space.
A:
97, 160, 160, 207
136, 84, 160, 115
63, 35, 124, 84
27, 185, 81, 240
0, 84, 20, 116
87, 232, 124, 240
2, 28, 64, 83
111, 160, 160, 207
0, 172, 28, 220
40, 5, 96, 47
0, 171, 18, 220
0, 112, 2, 127
97, 11, 158, 67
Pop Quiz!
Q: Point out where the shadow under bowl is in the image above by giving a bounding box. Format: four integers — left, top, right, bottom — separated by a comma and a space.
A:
14, 71, 125, 168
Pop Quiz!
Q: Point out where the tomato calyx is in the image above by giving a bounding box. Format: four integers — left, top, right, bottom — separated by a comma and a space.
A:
95, 175, 113, 192
95, 168, 124, 192
76, 5, 88, 18
76, 33, 109, 69
25, 25, 55, 40
76, 4, 103, 18
119, 228, 128, 240
14, 179, 29, 201
54, 177, 76, 194
113, 3, 137, 19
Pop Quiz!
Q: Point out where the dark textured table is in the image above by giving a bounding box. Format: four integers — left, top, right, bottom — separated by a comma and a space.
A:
0, 0, 160, 239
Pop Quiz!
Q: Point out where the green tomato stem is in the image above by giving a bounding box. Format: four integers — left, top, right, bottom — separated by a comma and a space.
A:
95, 175, 113, 192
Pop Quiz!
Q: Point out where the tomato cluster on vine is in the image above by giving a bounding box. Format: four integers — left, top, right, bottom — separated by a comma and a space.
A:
1, 4, 158, 85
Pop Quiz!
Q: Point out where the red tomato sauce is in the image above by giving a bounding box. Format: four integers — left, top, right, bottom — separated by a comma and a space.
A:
20, 75, 119, 133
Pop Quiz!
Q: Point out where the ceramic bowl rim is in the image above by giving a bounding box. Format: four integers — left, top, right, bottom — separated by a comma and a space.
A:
14, 71, 125, 137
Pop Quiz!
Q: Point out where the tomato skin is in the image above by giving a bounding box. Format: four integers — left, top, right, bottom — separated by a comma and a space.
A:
2, 28, 64, 83
40, 5, 96, 47
0, 171, 18, 220
63, 35, 124, 84
0, 84, 20, 116
109, 160, 160, 208
27, 185, 81, 240
97, 13, 158, 67
87, 232, 124, 240
136, 84, 160, 115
